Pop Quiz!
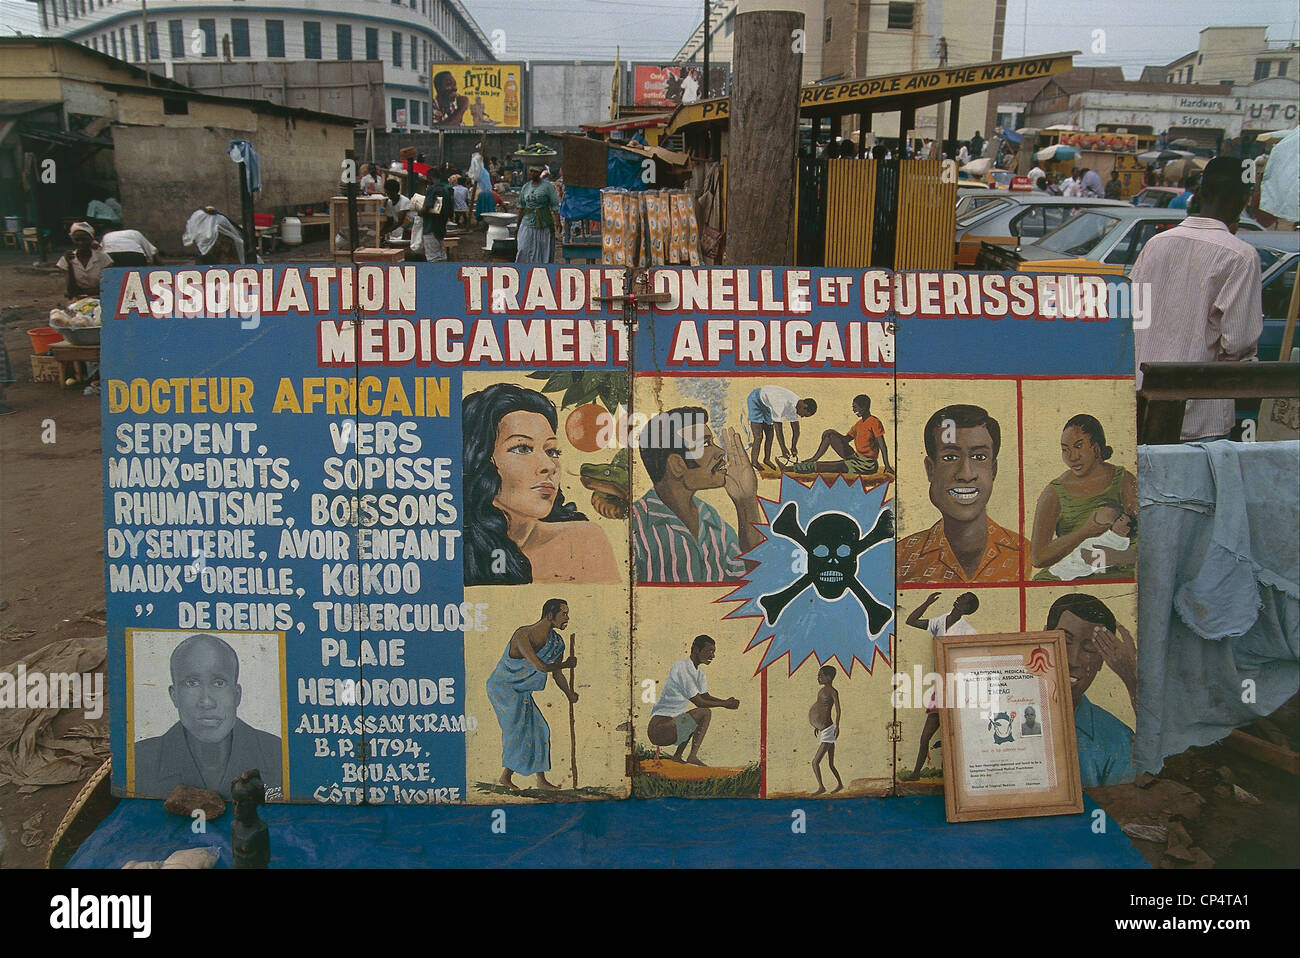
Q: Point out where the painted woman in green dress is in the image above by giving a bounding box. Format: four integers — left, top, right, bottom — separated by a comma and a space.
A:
1030, 415, 1138, 581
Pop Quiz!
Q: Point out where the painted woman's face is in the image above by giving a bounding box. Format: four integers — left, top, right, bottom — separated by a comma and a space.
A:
492, 410, 561, 522
1060, 426, 1100, 477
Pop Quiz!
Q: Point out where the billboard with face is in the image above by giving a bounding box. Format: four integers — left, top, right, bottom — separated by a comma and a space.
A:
432, 63, 524, 129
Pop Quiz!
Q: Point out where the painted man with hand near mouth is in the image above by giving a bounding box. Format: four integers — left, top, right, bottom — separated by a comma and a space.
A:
898, 404, 1027, 583
632, 406, 763, 583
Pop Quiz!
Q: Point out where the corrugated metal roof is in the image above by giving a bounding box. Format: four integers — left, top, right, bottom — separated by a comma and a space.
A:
0, 100, 62, 118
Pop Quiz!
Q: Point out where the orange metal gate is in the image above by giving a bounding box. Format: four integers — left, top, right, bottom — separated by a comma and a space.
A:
823, 159, 876, 268
818, 158, 955, 268
895, 160, 956, 269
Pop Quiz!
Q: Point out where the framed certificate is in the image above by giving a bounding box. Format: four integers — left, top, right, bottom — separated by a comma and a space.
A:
934, 631, 1084, 823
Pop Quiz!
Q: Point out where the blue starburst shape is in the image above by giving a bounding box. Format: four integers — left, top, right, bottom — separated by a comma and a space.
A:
722, 475, 895, 676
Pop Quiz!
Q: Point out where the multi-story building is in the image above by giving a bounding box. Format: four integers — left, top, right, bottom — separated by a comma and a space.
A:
26, 0, 496, 131
675, 0, 1007, 139
1140, 26, 1298, 87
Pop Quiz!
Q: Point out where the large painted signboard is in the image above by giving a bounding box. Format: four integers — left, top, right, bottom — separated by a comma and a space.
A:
103, 266, 1136, 805
431, 63, 523, 129
632, 64, 728, 107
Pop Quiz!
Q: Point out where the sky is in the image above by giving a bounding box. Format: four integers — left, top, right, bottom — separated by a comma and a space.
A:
1, 0, 1296, 75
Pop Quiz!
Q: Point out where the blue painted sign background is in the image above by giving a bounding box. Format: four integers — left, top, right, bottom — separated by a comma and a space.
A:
101, 264, 1136, 804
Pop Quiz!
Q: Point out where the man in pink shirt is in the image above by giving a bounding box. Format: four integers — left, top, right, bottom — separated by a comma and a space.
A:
1131, 157, 1262, 441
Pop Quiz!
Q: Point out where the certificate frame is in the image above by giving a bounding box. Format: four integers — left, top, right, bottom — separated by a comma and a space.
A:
935, 630, 1084, 823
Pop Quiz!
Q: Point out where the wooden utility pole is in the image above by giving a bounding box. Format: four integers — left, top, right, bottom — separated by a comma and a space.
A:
702, 0, 710, 96
140, 0, 151, 87
727, 9, 803, 265
344, 148, 359, 252
935, 37, 949, 156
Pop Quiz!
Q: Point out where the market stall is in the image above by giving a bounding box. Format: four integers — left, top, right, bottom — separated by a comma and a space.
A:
665, 51, 1079, 268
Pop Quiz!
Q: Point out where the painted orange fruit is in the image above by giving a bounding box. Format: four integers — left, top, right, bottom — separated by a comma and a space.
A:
565, 402, 610, 452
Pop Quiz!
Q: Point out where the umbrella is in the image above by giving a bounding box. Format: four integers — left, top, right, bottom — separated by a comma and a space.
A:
1257, 126, 1298, 145
1036, 144, 1079, 162
1259, 127, 1299, 222
1161, 156, 1208, 184
999, 128, 1023, 145
1137, 149, 1192, 164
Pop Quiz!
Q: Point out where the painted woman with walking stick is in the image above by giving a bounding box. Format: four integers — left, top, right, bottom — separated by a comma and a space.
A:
486, 598, 578, 790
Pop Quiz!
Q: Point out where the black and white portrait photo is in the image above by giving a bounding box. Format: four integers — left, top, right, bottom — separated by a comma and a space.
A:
129, 631, 285, 800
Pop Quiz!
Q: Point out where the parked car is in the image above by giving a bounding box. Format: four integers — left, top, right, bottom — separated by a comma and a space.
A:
975, 207, 1186, 274
956, 186, 1006, 220
1131, 186, 1264, 230
985, 169, 1017, 190
1132, 187, 1185, 208
1234, 231, 1299, 431
954, 195, 1132, 265
1240, 231, 1300, 362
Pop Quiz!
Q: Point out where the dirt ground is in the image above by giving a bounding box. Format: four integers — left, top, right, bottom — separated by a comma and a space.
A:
1, 233, 1296, 868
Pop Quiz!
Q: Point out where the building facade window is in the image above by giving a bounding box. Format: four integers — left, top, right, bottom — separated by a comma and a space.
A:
887, 2, 915, 31
1254, 60, 1270, 79
199, 19, 216, 57
1276, 60, 1289, 77
411, 35, 418, 72
337, 24, 352, 60
168, 19, 184, 59
305, 21, 322, 59
130, 23, 140, 61
266, 20, 285, 58
232, 19, 250, 58
146, 22, 159, 60
366, 27, 379, 61
824, 17, 832, 43
392, 97, 407, 126
110, 31, 118, 58
1185, 66, 1192, 83
393, 31, 402, 67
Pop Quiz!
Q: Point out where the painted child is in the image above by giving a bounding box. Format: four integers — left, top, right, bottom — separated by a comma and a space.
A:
1048, 506, 1133, 581
809, 665, 843, 794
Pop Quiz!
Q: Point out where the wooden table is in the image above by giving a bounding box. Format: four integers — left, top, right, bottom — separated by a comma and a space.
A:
559, 242, 602, 264
296, 214, 331, 242
255, 225, 278, 255
329, 196, 385, 257
48, 341, 99, 384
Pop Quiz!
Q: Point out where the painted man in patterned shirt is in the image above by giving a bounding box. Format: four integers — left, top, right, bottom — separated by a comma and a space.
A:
897, 404, 1027, 583
632, 406, 763, 583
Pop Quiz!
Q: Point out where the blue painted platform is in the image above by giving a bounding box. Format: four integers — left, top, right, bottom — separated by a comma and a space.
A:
68, 795, 1148, 868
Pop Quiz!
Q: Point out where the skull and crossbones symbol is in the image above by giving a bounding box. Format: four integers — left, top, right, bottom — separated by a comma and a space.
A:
759, 501, 894, 636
